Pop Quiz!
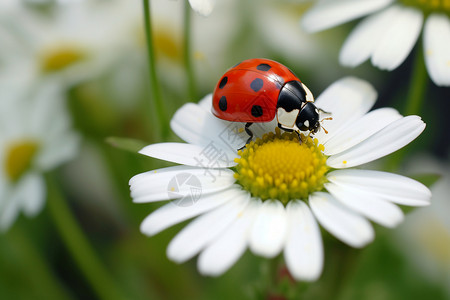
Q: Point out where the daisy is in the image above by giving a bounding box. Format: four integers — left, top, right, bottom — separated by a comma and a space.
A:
0, 77, 79, 231
0, 0, 132, 87
129, 77, 431, 280
301, 0, 450, 86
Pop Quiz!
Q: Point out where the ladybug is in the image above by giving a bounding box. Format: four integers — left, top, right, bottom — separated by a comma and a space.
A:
212, 58, 329, 146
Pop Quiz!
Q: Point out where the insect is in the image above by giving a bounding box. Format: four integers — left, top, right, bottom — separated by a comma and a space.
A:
212, 58, 330, 146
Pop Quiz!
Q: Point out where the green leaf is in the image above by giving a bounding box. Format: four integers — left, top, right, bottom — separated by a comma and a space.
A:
105, 136, 148, 154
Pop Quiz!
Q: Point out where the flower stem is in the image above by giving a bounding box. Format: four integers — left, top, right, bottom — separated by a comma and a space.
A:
184, 0, 197, 102
46, 174, 128, 300
142, 0, 170, 138
405, 45, 428, 116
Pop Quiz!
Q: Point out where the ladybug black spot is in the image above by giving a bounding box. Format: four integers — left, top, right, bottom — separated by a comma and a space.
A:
251, 105, 263, 117
219, 76, 228, 89
256, 63, 271, 71
250, 78, 263, 92
219, 96, 227, 111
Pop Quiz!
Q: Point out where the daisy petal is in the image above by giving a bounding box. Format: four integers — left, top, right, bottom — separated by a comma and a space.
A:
309, 192, 374, 248
371, 5, 423, 70
323, 108, 402, 155
198, 93, 213, 111
130, 166, 235, 203
325, 183, 404, 228
166, 192, 250, 263
139, 142, 237, 168
189, 0, 215, 16
423, 14, 450, 86
249, 200, 288, 258
340, 6, 401, 67
301, 0, 394, 33
197, 199, 260, 276
327, 115, 425, 168
284, 200, 323, 281
327, 169, 431, 206
140, 186, 243, 236
170, 102, 247, 150
20, 173, 45, 217
314, 77, 377, 144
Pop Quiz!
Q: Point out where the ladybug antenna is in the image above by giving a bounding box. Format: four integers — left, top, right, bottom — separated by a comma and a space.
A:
318, 108, 332, 135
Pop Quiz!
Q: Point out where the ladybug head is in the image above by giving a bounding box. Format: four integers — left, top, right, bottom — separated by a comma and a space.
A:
296, 102, 321, 134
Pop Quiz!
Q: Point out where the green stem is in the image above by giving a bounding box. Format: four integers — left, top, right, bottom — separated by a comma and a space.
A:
404, 45, 428, 116
384, 46, 428, 172
3, 228, 73, 300
184, 0, 197, 102
46, 174, 128, 300
142, 0, 170, 138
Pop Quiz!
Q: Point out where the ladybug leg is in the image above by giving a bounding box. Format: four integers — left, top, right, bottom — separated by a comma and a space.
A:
295, 130, 303, 144
238, 122, 254, 150
244, 122, 254, 145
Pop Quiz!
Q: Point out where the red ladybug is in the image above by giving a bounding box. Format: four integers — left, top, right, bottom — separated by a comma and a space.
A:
212, 58, 325, 145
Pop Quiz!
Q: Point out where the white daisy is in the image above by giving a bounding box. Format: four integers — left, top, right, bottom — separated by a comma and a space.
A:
0, 77, 80, 231
129, 77, 431, 280
0, 0, 132, 87
301, 0, 450, 86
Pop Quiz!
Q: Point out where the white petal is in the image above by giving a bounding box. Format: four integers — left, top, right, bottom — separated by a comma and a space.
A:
313, 77, 377, 144
170, 102, 247, 150
189, 0, 215, 16
197, 199, 260, 276
20, 173, 46, 217
423, 14, 450, 86
339, 6, 401, 67
309, 192, 374, 248
327, 115, 425, 168
166, 192, 250, 263
249, 200, 288, 258
284, 200, 323, 281
197, 93, 213, 110
36, 132, 80, 170
139, 142, 237, 168
324, 108, 402, 155
327, 169, 431, 206
371, 6, 423, 70
130, 166, 235, 203
325, 183, 404, 228
140, 186, 244, 236
301, 0, 394, 32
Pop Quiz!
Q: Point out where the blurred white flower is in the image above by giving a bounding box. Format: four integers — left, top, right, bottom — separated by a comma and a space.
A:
0, 77, 79, 231
188, 0, 215, 16
395, 154, 450, 296
302, 0, 450, 86
130, 77, 430, 280
0, 0, 134, 87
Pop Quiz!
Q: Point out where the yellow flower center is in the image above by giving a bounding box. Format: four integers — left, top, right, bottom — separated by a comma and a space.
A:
400, 0, 450, 15
234, 128, 329, 205
41, 46, 85, 72
4, 140, 39, 182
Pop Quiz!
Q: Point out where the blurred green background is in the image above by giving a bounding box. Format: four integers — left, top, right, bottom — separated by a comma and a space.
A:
0, 0, 449, 299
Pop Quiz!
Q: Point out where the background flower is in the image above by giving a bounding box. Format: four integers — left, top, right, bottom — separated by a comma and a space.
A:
0, 76, 79, 230
302, 0, 450, 86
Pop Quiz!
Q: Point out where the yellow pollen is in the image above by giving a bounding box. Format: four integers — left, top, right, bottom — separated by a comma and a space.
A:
234, 128, 329, 205
4, 140, 39, 182
153, 28, 182, 62
41, 46, 85, 72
